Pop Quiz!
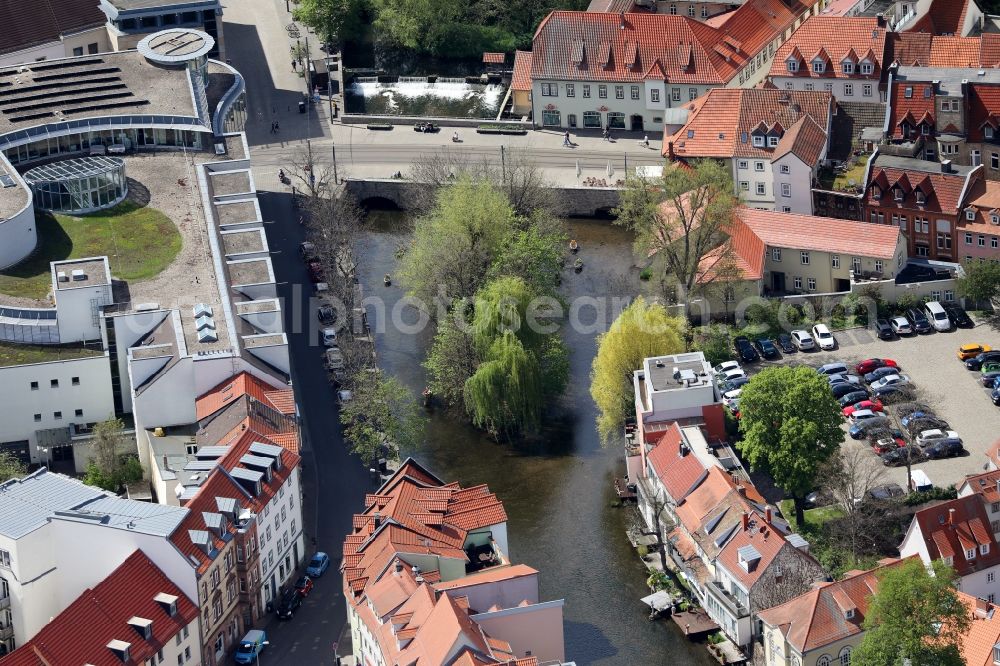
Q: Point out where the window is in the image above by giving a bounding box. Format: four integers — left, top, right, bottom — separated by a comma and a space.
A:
917, 245, 930, 257
599, 85, 607, 99
53, 411, 62, 420
807, 278, 816, 291
668, 3, 677, 13
844, 83, 853, 96
772, 248, 782, 261
989, 127, 996, 140
945, 289, 954, 302
793, 276, 802, 289
993, 237, 999, 249
967, 548, 976, 560
992, 152, 1000, 170
756, 182, 766, 195
33, 413, 41, 422
872, 184, 881, 199
87, 43, 98, 55
904, 86, 913, 98
583, 111, 601, 128
812, 60, 825, 73
982, 544, 991, 555
860, 62, 873, 75
937, 232, 952, 250
840, 646, 853, 666
631, 85, 639, 100
739, 181, 749, 191
672, 87, 680, 101
787, 59, 799, 72
832, 254, 840, 268
701, 6, 708, 17
981, 235, 987, 247
818, 656, 831, 666
782, 206, 791, 213
157, 648, 164, 663
990, 572, 996, 583
768, 136, 779, 147
916, 190, 926, 204
74, 409, 83, 417
899, 215, 908, 230
30, 381, 38, 390
50, 379, 58, 388
754, 161, 764, 171
875, 259, 883, 272
565, 84, 574, 97
0, 550, 10, 568
177, 655, 183, 666
71, 376, 79, 386
540, 83, 557, 97
863, 83, 872, 97
615, 86, 624, 99
738, 160, 748, 170
800, 251, 810, 265
973, 150, 982, 166
753, 134, 765, 147
184, 647, 191, 662
780, 164, 789, 174
583, 84, 591, 98
650, 88, 659, 103
542, 110, 561, 126
72, 47, 84, 57
952, 100, 959, 112
824, 82, 833, 92
842, 62, 854, 74
781, 183, 791, 197
688, 5, 695, 15
785, 82, 794, 90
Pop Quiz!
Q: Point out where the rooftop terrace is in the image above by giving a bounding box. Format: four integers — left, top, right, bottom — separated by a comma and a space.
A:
0, 340, 104, 367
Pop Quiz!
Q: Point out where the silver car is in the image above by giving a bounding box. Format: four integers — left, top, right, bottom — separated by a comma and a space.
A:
915, 428, 961, 448
890, 316, 912, 335
870, 374, 911, 391
791, 330, 815, 350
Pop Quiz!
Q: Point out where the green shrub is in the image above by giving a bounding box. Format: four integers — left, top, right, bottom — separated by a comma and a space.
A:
903, 484, 957, 506
707, 632, 725, 645
637, 544, 649, 558
639, 267, 652, 281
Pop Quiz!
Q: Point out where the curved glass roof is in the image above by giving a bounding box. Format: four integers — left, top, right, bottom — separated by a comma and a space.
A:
23, 156, 125, 183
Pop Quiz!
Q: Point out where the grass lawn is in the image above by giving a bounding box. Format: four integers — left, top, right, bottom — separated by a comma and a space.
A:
0, 341, 104, 367
779, 499, 846, 532
0, 202, 181, 300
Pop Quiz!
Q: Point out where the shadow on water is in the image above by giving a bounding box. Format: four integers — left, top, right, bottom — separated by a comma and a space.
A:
357, 209, 716, 665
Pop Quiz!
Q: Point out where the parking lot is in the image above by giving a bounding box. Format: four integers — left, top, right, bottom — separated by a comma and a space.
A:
754, 322, 1000, 490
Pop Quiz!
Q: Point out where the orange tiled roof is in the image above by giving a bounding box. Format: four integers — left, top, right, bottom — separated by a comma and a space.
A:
962, 469, 1000, 506
196, 371, 291, 420
891, 32, 982, 67
769, 16, 887, 80
906, 0, 974, 36
866, 164, 971, 214
908, 495, 1000, 577
716, 511, 797, 589
169, 469, 253, 575
675, 467, 741, 531
646, 424, 709, 502
772, 114, 828, 165
511, 50, 533, 91
967, 85, 1000, 143
888, 81, 936, 139
738, 207, 902, 259
956, 591, 1000, 666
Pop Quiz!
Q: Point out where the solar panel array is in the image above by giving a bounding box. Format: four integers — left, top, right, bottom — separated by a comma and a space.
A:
0, 58, 150, 125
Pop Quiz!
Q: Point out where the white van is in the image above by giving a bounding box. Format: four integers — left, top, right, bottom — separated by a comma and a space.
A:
924, 301, 950, 332
909, 469, 933, 493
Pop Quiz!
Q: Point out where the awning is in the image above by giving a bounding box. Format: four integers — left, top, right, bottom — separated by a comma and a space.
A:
640, 590, 673, 611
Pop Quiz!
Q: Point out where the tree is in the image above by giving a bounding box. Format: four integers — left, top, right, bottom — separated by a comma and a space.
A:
737, 366, 843, 525
614, 160, 739, 308
486, 216, 566, 297
399, 177, 518, 309
691, 324, 732, 367
424, 304, 480, 407
287, 144, 337, 199
0, 450, 25, 483
293, 0, 366, 46
853, 558, 970, 666
958, 260, 1000, 330
820, 447, 892, 561
83, 418, 143, 491
340, 370, 423, 466
590, 298, 686, 445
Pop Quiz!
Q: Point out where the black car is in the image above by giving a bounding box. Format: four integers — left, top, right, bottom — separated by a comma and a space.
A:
756, 338, 779, 359
943, 303, 973, 328
276, 588, 302, 620
967, 350, 1000, 370
317, 304, 336, 325
734, 336, 760, 363
906, 308, 932, 334
881, 445, 925, 467
992, 387, 1000, 406
863, 366, 899, 384
925, 440, 964, 459
874, 319, 895, 340
832, 382, 866, 399
838, 389, 870, 407
777, 333, 796, 354
720, 376, 751, 393
869, 483, 905, 501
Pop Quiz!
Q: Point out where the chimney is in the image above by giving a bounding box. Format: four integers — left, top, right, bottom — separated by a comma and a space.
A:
948, 508, 956, 526
765, 507, 772, 524
667, 141, 675, 159
394, 561, 403, 575
741, 513, 749, 530
736, 485, 747, 497
942, 160, 952, 174
619, 11, 626, 29
876, 13, 886, 28
977, 596, 991, 615
679, 443, 688, 457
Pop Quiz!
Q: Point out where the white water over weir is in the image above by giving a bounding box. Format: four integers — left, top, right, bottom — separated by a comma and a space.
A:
398, 76, 427, 83
356, 76, 378, 83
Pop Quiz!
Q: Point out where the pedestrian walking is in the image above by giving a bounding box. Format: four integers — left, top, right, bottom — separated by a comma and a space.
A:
603, 127, 610, 141
563, 130, 571, 147
291, 59, 297, 70
274, 120, 280, 132
643, 134, 649, 148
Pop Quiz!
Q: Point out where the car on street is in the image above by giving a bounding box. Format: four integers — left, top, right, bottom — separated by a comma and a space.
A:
864, 366, 901, 384
843, 399, 883, 417
993, 387, 1000, 406
958, 344, 992, 361
881, 445, 925, 466
777, 333, 796, 353
321, 327, 338, 347
791, 330, 815, 350
874, 319, 895, 340
324, 347, 345, 371
713, 361, 742, 376
307, 260, 325, 283
756, 338, 779, 359
812, 324, 836, 350
943, 303, 974, 328
870, 374, 911, 392
855, 358, 899, 375
982, 369, 1000, 387
924, 440, 965, 459
276, 588, 302, 619
890, 316, 913, 335
234, 630, 268, 665
299, 241, 316, 260
967, 350, 1000, 370
306, 552, 331, 577
871, 384, 916, 401
734, 336, 760, 363
849, 415, 890, 439
906, 308, 932, 334
838, 390, 871, 407
719, 376, 751, 393
868, 483, 906, 500
817, 362, 850, 376
833, 383, 867, 400
294, 576, 314, 597
915, 428, 961, 448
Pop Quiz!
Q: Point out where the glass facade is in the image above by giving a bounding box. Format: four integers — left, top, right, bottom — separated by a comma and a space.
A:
24, 157, 128, 214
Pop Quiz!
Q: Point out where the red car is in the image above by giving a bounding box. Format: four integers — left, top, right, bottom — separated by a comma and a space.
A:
855, 358, 898, 375
307, 260, 325, 283
294, 575, 314, 597
843, 399, 884, 417
871, 432, 906, 455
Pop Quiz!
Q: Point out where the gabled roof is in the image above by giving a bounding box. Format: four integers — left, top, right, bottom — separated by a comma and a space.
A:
906, 0, 976, 37
736, 207, 902, 259
716, 511, 802, 589
2, 550, 198, 666
907, 495, 1000, 577
646, 424, 708, 503
196, 371, 294, 421
956, 591, 1000, 666
772, 114, 828, 165
967, 85, 1000, 143
769, 17, 887, 79
697, 215, 766, 283
888, 81, 936, 139
758, 558, 905, 653
959, 469, 1000, 506
865, 159, 974, 213
510, 51, 533, 91
891, 32, 983, 67
169, 468, 253, 574
0, 0, 106, 57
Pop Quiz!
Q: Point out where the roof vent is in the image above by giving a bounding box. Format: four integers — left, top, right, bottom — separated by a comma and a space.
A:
198, 329, 218, 343
71, 269, 86, 281
655, 359, 665, 368
193, 303, 213, 318
127, 617, 153, 640
57, 271, 68, 282
106, 640, 131, 663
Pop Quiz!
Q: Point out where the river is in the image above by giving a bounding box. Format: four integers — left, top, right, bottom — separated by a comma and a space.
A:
356, 210, 715, 665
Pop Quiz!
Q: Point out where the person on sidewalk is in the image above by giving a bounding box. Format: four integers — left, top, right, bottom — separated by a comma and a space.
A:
563, 131, 571, 147
643, 135, 649, 148
603, 127, 610, 141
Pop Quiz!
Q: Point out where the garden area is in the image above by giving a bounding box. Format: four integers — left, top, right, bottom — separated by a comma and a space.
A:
816, 153, 871, 193
0, 340, 104, 368
0, 202, 181, 301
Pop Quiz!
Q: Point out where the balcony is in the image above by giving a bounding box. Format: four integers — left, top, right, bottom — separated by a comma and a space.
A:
464, 540, 502, 574
0, 625, 13, 641
707, 581, 748, 618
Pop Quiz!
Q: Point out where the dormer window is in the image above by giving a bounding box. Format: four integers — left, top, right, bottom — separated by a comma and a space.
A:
983, 544, 991, 555
860, 61, 873, 75
945, 555, 954, 566
128, 617, 153, 640
894, 188, 903, 201
812, 60, 825, 73
768, 136, 779, 147
988, 127, 995, 140
916, 190, 926, 204
753, 135, 765, 147
843, 62, 854, 74
921, 124, 930, 136
968, 210, 977, 221
845, 609, 855, 620
904, 86, 913, 98
993, 214, 999, 224
872, 185, 881, 199
968, 548, 977, 560
787, 59, 799, 72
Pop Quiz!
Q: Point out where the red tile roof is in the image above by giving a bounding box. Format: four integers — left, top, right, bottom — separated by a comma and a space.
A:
960, 469, 1000, 506
956, 591, 1000, 666
196, 371, 293, 420
866, 163, 972, 214
737, 207, 902, 259
907, 495, 1000, 577
511, 50, 533, 91
888, 81, 936, 139
169, 469, 254, 575
906, 0, 975, 36
3, 550, 198, 666
773, 114, 828, 165
664, 88, 832, 160
891, 32, 982, 67
982, 34, 1000, 68
967, 84, 1000, 143
769, 17, 887, 80
483, 52, 505, 64
646, 424, 709, 502
698, 216, 766, 283
715, 512, 793, 589
759, 559, 906, 653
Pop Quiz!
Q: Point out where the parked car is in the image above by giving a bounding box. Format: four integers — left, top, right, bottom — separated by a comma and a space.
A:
306, 552, 331, 577
864, 366, 901, 384
812, 324, 836, 350
828, 373, 862, 386
722, 388, 743, 408
868, 483, 906, 500
276, 588, 302, 619
872, 384, 915, 401
893, 402, 933, 417
791, 329, 815, 350
924, 301, 951, 332
234, 630, 268, 665
734, 336, 760, 363
924, 440, 965, 459
870, 374, 911, 391
856, 358, 899, 375
890, 316, 913, 335
833, 383, 868, 400
777, 333, 796, 353
874, 319, 895, 340
992, 387, 1000, 406
943, 303, 974, 328
756, 338, 779, 359
321, 327, 338, 347
843, 399, 883, 417
967, 350, 1000, 370
838, 390, 871, 407
915, 428, 961, 448
900, 410, 936, 429
719, 367, 747, 383
294, 576, 314, 597
307, 260, 325, 283
299, 241, 316, 260
881, 445, 925, 466
849, 409, 884, 425
324, 347, 345, 371
817, 362, 849, 376
317, 304, 336, 325
869, 429, 907, 455
958, 344, 992, 361
849, 415, 890, 439
982, 369, 1000, 387
713, 360, 742, 376
720, 376, 751, 393
906, 308, 932, 334
982, 361, 1000, 375
904, 417, 950, 437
